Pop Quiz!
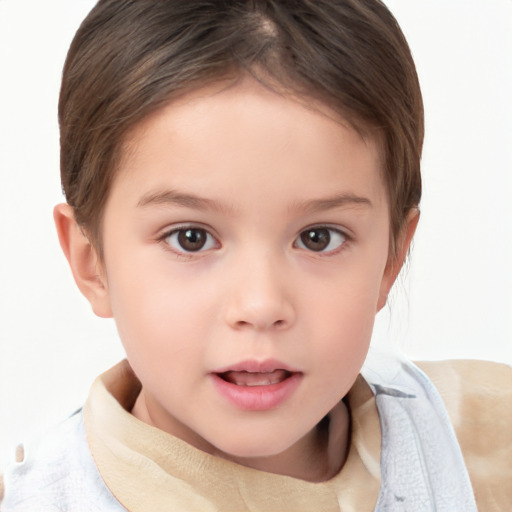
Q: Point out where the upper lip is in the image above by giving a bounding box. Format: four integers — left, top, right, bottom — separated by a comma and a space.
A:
212, 359, 299, 374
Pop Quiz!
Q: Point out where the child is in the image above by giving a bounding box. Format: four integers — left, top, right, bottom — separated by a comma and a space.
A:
1, 1, 510, 511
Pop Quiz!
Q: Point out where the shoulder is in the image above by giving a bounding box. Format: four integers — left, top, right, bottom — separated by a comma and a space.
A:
1, 410, 125, 512
416, 359, 512, 440
417, 360, 512, 512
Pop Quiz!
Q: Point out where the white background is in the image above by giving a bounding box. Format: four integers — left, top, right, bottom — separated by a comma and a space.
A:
0, 1, 511, 468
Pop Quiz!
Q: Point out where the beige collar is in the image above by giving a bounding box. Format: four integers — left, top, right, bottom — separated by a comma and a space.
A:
84, 360, 381, 512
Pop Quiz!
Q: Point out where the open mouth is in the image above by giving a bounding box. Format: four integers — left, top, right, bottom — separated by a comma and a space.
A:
218, 369, 292, 387
211, 363, 302, 410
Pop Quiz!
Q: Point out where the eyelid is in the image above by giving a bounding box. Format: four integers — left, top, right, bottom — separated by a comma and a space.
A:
306, 223, 353, 239
157, 221, 219, 239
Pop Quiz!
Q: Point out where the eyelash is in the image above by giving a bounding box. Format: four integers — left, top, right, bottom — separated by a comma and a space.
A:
158, 224, 350, 258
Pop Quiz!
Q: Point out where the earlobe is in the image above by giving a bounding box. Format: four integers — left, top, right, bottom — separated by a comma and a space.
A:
53, 203, 113, 318
377, 209, 420, 312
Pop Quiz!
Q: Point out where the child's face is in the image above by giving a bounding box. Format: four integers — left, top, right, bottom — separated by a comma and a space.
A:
76, 77, 400, 466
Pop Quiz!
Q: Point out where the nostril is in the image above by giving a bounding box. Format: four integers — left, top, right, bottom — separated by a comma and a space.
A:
233, 318, 286, 330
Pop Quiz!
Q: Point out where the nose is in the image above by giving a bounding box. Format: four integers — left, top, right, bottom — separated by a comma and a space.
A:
223, 255, 296, 331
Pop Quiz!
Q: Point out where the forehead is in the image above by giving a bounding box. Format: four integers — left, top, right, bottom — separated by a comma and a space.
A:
112, 76, 387, 213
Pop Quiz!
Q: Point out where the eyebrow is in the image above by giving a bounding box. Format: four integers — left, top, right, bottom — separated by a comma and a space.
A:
137, 189, 233, 214
290, 193, 373, 214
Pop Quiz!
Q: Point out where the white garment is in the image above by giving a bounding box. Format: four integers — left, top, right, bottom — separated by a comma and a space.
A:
1, 411, 125, 512
1, 358, 477, 511
363, 357, 477, 511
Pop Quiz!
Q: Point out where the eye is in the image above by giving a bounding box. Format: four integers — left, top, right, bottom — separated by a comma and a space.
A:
164, 227, 218, 253
295, 227, 347, 253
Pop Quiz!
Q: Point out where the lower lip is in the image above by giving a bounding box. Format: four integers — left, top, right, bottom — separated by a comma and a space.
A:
210, 372, 302, 411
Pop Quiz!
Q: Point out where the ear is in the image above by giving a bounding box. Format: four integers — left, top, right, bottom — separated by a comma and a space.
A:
377, 209, 420, 312
53, 203, 113, 318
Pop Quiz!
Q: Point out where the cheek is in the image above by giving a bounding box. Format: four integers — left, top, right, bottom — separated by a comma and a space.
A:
103, 249, 208, 355
307, 304, 375, 413
304, 257, 386, 369
317, 292, 376, 362
108, 275, 208, 395
309, 253, 386, 323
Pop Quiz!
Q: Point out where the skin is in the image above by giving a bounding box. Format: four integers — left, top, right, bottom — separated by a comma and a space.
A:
55, 76, 417, 482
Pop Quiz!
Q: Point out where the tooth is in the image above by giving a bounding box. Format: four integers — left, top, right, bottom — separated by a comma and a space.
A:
245, 377, 271, 387
225, 370, 290, 387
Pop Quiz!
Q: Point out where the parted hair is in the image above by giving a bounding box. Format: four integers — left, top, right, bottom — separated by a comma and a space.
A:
59, 0, 423, 257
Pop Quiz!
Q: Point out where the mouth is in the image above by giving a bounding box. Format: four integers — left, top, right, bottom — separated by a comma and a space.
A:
210, 360, 302, 411
218, 369, 292, 387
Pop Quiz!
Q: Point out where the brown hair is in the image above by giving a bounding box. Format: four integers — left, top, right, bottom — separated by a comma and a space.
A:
59, 0, 423, 257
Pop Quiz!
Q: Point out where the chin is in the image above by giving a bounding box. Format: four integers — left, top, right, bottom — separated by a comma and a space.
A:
209, 430, 301, 462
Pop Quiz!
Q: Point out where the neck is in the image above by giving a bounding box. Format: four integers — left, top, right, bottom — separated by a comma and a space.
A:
224, 400, 351, 482
133, 390, 351, 483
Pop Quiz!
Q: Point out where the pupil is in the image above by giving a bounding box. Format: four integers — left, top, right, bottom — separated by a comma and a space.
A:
302, 229, 330, 251
178, 229, 206, 251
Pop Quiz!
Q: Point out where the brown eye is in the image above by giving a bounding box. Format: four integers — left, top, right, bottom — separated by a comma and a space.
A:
177, 229, 207, 251
297, 227, 346, 253
165, 228, 217, 253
